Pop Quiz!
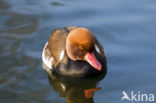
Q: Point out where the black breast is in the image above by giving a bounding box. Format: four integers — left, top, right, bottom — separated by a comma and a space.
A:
53, 51, 107, 78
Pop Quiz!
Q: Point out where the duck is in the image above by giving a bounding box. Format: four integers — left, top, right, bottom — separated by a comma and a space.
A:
42, 26, 107, 78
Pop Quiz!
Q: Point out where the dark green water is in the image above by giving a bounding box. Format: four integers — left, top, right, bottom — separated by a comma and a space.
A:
0, 0, 156, 103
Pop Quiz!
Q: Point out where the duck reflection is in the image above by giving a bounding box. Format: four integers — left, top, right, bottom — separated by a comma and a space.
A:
43, 63, 106, 103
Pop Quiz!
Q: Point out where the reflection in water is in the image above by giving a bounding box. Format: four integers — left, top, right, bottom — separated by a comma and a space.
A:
0, 12, 38, 35
0, 0, 10, 9
43, 64, 106, 103
0, 5, 40, 101
51, 2, 64, 7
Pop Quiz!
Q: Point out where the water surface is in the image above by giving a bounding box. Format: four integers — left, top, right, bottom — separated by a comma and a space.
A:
0, 0, 156, 103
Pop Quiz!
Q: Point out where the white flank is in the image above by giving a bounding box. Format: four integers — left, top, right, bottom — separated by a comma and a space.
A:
42, 42, 53, 69
95, 44, 100, 54
60, 50, 64, 61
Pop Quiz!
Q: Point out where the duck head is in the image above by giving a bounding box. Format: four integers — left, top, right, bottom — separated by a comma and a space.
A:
66, 28, 102, 71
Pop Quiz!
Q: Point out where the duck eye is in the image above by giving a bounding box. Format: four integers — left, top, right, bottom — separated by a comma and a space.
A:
79, 45, 83, 50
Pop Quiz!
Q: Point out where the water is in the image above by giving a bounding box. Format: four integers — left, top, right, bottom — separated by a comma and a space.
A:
0, 0, 156, 103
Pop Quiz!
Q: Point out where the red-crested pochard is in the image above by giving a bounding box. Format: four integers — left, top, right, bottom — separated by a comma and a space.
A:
42, 26, 107, 78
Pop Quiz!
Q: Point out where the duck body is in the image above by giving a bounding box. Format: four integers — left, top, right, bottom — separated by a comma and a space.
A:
42, 26, 107, 78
